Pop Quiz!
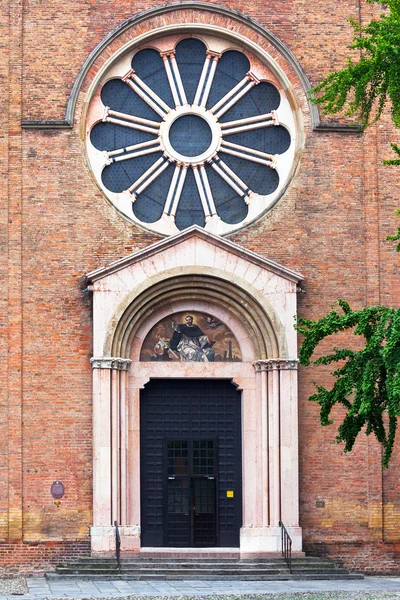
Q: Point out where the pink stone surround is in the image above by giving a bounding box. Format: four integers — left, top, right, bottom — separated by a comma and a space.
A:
87, 227, 303, 555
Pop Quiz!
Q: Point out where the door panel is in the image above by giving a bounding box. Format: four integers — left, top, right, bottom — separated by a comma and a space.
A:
166, 477, 190, 547
193, 476, 216, 546
165, 439, 217, 547
140, 379, 241, 547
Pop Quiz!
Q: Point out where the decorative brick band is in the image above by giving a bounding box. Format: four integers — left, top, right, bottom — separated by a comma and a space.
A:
253, 358, 299, 372
90, 357, 131, 371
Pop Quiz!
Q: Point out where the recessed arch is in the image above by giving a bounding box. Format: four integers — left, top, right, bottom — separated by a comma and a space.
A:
107, 272, 284, 360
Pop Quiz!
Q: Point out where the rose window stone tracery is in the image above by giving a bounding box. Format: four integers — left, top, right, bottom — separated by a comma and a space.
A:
86, 35, 297, 236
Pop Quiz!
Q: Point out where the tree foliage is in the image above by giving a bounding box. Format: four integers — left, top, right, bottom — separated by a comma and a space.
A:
387, 209, 400, 249
300, 0, 400, 466
297, 302, 400, 467
311, 0, 400, 160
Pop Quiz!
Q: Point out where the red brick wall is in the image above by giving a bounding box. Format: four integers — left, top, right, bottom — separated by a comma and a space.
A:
2, 0, 400, 573
0, 542, 90, 577
0, 0, 10, 548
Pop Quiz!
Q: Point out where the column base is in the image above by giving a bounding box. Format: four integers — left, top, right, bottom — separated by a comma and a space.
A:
90, 526, 141, 553
120, 526, 141, 551
240, 526, 302, 553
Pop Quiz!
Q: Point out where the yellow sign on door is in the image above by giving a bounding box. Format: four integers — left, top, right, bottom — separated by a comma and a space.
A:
226, 490, 234, 498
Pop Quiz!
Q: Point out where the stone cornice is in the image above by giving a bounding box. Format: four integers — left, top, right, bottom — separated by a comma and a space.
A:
253, 359, 299, 371
86, 226, 304, 285
90, 357, 131, 371
21, 120, 72, 130
313, 123, 362, 134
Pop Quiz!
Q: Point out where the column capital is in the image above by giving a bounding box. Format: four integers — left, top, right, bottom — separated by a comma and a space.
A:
90, 357, 132, 371
206, 50, 222, 60
253, 358, 299, 372
160, 49, 176, 59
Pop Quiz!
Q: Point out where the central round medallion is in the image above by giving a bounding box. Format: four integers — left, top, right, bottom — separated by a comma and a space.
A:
169, 115, 212, 157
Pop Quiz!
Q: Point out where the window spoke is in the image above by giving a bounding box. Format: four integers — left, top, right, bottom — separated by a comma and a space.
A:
164, 164, 188, 217
220, 140, 276, 167
123, 69, 171, 117
105, 139, 162, 164
210, 72, 260, 120
209, 157, 251, 203
193, 51, 221, 107
193, 165, 217, 220
128, 156, 172, 199
221, 111, 278, 136
169, 53, 187, 106
161, 51, 186, 107
103, 107, 160, 135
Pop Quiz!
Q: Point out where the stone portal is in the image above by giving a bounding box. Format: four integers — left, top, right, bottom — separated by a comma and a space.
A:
87, 226, 303, 554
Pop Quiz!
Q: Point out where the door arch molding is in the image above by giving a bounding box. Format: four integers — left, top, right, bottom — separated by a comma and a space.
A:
105, 269, 287, 360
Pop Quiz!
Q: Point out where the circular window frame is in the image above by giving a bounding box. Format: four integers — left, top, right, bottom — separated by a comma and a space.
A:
83, 25, 303, 237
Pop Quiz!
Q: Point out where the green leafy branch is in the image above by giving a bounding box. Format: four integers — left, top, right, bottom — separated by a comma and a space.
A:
299, 0, 400, 466
296, 301, 400, 467
386, 209, 400, 250
310, 0, 400, 160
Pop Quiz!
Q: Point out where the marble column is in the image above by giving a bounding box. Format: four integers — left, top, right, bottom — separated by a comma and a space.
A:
90, 357, 131, 553
240, 359, 302, 554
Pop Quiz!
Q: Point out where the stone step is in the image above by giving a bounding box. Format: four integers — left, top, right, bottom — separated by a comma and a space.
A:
55, 569, 289, 576
54, 563, 347, 573
47, 554, 363, 581
71, 557, 338, 567
46, 572, 364, 581
51, 566, 357, 577
60, 561, 292, 569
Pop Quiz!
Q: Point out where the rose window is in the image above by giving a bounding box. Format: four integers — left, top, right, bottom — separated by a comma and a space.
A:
86, 36, 296, 236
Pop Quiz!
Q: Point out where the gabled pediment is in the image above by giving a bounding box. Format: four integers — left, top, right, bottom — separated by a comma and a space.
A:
86, 225, 303, 284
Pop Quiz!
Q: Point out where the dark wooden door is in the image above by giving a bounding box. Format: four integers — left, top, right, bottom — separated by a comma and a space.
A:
165, 439, 216, 547
140, 379, 242, 547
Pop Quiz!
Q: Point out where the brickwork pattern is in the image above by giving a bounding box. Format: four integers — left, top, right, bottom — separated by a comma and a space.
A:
0, 541, 90, 576
304, 541, 400, 575
1, 0, 400, 573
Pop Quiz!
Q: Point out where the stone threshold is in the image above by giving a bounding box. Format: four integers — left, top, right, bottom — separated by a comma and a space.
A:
93, 547, 305, 559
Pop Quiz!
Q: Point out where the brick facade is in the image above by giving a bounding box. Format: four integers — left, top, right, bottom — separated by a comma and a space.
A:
1, 0, 400, 574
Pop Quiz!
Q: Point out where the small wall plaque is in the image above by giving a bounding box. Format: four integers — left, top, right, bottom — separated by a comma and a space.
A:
226, 490, 234, 498
51, 481, 65, 499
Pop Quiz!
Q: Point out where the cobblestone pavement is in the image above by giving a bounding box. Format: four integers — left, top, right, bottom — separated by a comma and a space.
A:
0, 576, 398, 599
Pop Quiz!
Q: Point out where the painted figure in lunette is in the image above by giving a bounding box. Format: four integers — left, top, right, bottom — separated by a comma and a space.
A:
170, 315, 215, 362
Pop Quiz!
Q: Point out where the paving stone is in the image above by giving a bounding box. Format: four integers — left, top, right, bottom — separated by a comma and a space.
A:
10, 576, 397, 598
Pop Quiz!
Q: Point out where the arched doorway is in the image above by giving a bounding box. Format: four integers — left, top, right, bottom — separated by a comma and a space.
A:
87, 227, 303, 555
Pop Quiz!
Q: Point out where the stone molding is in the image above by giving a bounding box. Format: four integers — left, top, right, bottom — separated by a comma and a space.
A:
90, 357, 131, 371
253, 358, 299, 372
64, 1, 316, 128
108, 273, 278, 359
19, 2, 364, 135
86, 225, 303, 284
